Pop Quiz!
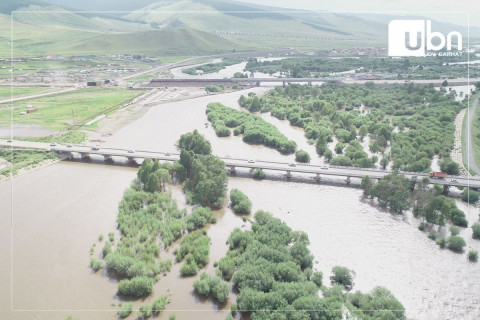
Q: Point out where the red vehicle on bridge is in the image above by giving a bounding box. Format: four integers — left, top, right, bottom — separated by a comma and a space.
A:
429, 172, 448, 179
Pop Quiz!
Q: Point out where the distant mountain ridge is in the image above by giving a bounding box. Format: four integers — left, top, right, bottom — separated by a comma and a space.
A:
1, 0, 478, 57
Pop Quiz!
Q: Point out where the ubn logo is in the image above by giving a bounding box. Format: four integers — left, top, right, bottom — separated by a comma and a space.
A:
388, 20, 462, 57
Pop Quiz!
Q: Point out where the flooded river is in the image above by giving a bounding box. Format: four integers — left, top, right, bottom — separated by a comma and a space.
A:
1, 73, 480, 320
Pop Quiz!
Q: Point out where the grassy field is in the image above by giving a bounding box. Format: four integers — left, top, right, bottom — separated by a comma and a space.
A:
0, 88, 143, 130
0, 87, 59, 99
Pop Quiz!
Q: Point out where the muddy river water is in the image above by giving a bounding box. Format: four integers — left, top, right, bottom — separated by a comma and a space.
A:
1, 63, 480, 320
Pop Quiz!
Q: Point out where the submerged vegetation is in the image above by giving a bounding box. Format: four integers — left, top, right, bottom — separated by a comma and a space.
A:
206, 102, 297, 154
238, 83, 463, 171
176, 229, 210, 276
176, 130, 228, 208
211, 210, 406, 320
244, 56, 479, 79
229, 188, 252, 215
361, 173, 468, 227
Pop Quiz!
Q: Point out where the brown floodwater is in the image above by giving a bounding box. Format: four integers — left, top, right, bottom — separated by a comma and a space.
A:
1, 84, 480, 320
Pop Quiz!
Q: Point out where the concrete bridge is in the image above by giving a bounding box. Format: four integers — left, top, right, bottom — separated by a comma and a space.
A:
146, 77, 340, 88
145, 77, 480, 88
2, 139, 480, 189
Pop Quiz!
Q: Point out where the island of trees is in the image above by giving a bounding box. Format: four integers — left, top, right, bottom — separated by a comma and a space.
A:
89, 130, 410, 319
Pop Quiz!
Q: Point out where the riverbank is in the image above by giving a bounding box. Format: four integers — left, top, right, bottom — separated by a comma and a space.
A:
0, 131, 88, 179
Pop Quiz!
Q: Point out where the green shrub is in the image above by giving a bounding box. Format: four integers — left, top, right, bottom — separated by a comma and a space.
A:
450, 208, 468, 227
428, 230, 437, 240
218, 257, 235, 280
311, 271, 323, 287
138, 305, 152, 319
450, 225, 460, 236
102, 241, 111, 258
118, 276, 154, 297
472, 223, 480, 239
98, 234, 104, 242
252, 168, 266, 180
118, 302, 134, 318
334, 142, 344, 154
108, 232, 114, 242
437, 237, 447, 249
152, 295, 170, 313
193, 272, 231, 302
461, 189, 479, 203
90, 258, 102, 272
330, 155, 352, 167
418, 222, 425, 231
169, 313, 176, 320
230, 189, 252, 215
447, 235, 466, 252
230, 303, 237, 315
185, 207, 215, 231
295, 150, 311, 163
180, 259, 199, 276
468, 250, 478, 262
176, 230, 210, 275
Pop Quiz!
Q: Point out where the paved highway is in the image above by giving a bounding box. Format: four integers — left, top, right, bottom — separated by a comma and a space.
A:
2, 139, 480, 188
465, 97, 480, 175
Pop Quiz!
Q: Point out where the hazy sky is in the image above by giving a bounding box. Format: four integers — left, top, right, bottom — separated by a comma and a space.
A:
236, 0, 480, 27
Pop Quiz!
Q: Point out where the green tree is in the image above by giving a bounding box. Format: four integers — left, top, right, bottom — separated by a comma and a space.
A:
230, 189, 252, 215
461, 189, 479, 203
360, 176, 374, 197
330, 266, 355, 289
295, 150, 311, 163
447, 235, 466, 252
439, 157, 459, 175
146, 173, 160, 193
178, 130, 212, 155
472, 223, 480, 239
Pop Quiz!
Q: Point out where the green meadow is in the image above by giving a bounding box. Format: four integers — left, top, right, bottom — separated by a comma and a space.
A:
0, 88, 143, 130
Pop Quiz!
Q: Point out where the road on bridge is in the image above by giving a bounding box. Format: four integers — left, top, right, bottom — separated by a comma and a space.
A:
2, 139, 480, 189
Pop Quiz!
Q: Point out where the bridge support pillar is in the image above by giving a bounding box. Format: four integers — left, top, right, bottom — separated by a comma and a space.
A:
345, 176, 351, 184
283, 81, 286, 87
255, 81, 260, 87
104, 154, 113, 161
127, 156, 137, 164
64, 151, 73, 160
315, 173, 321, 182
286, 170, 291, 180
80, 152, 90, 159
308, 81, 312, 86
229, 166, 236, 175
443, 184, 450, 196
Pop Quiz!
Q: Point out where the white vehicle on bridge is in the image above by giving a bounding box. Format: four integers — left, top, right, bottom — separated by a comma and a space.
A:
289, 163, 296, 167
128, 149, 135, 153
248, 160, 255, 163
91, 146, 100, 151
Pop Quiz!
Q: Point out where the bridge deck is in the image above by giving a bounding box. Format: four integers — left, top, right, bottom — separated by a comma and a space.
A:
2, 139, 479, 188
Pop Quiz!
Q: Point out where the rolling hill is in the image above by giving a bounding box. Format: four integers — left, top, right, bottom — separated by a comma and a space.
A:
2, 0, 477, 57
66, 28, 260, 55
1, 1, 259, 57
